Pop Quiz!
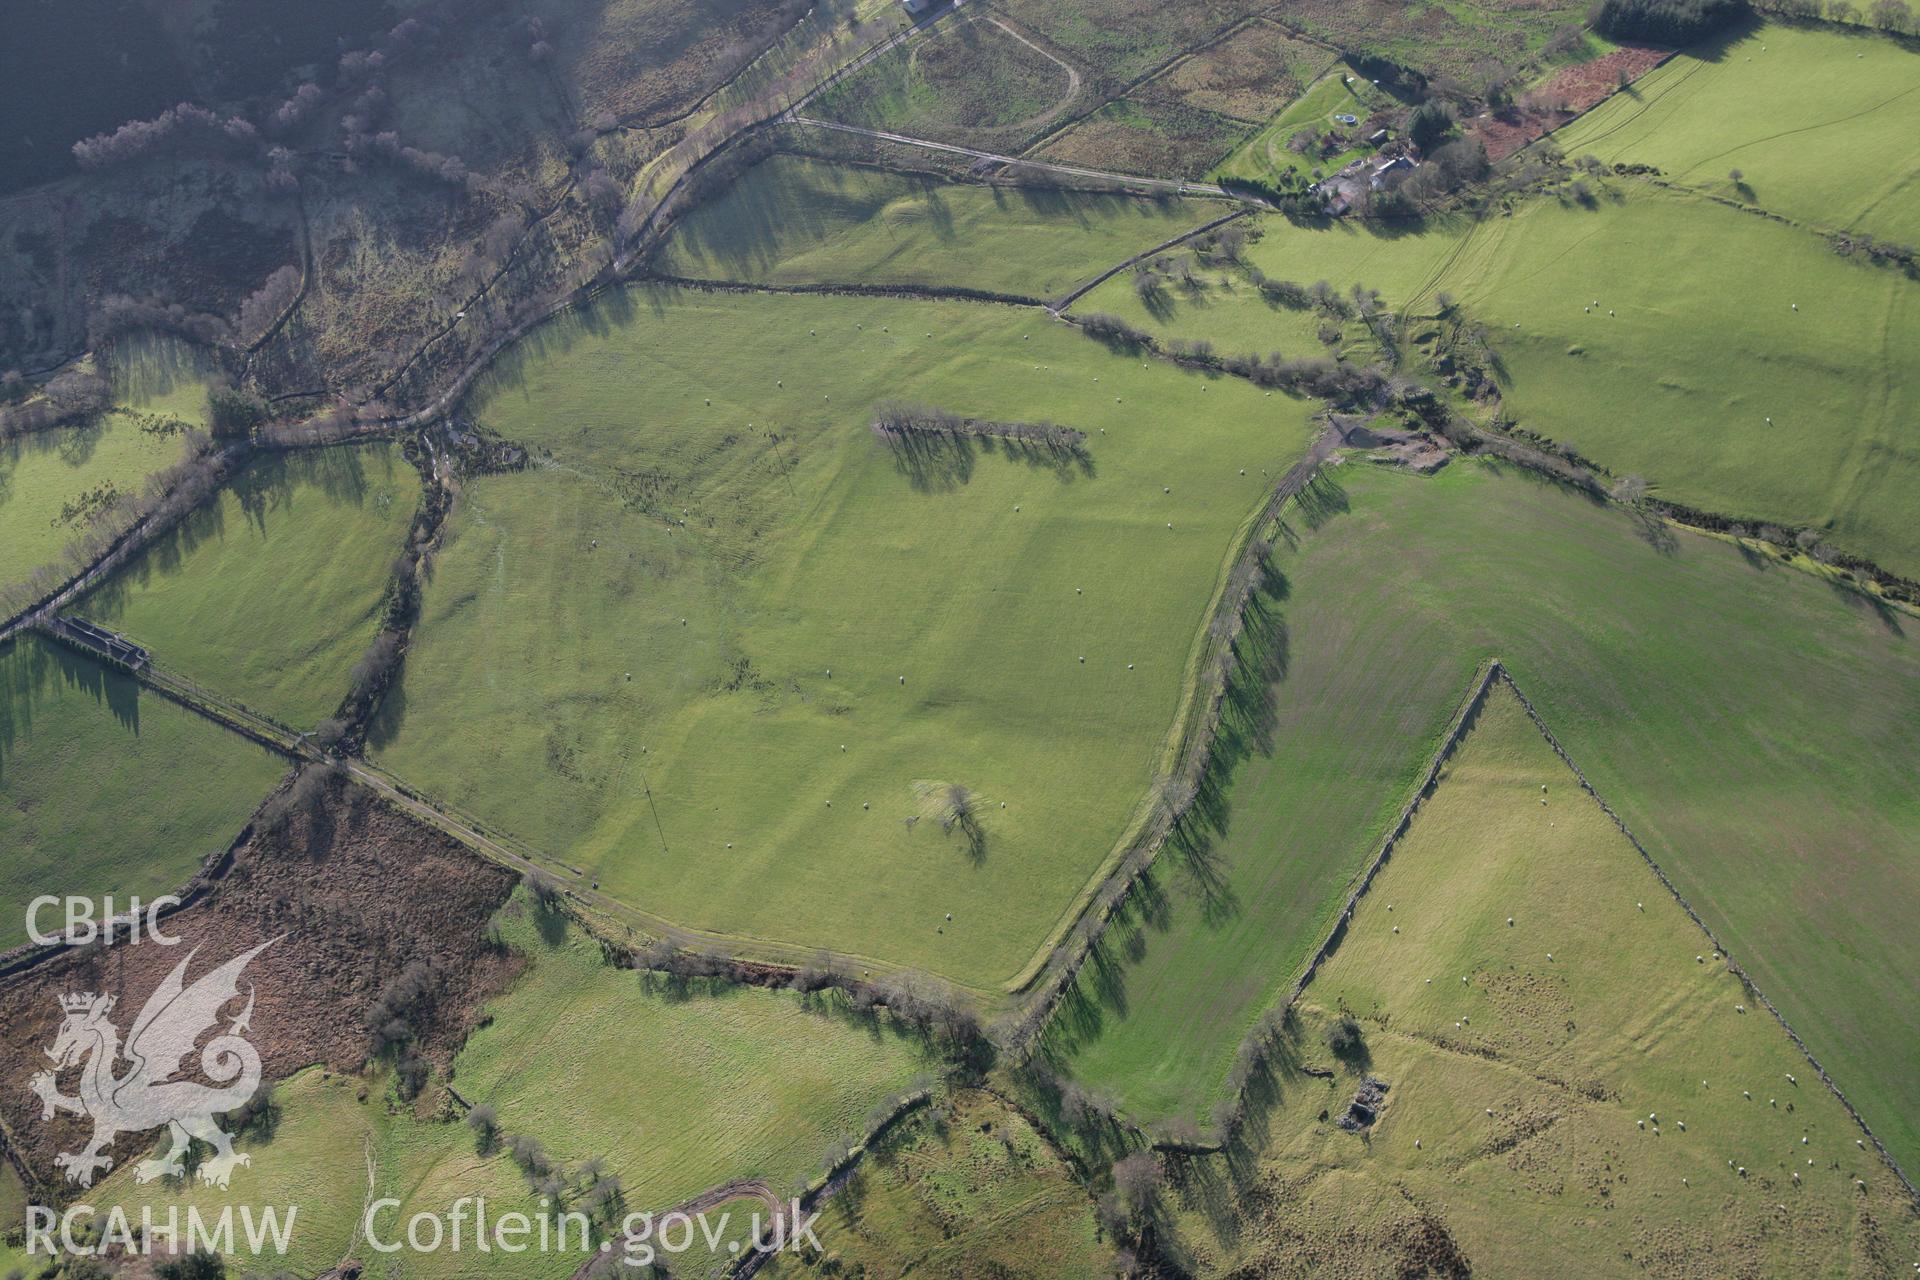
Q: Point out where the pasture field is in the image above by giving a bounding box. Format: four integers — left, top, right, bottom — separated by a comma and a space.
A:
0, 633, 286, 951
1045, 460, 1920, 1176
1554, 20, 1920, 244
98, 1067, 374, 1278
763, 1089, 1110, 1279
92, 892, 931, 1279
0, 338, 213, 604
1032, 95, 1254, 182
807, 13, 1077, 149
0, 1161, 25, 1274
451, 893, 932, 1214
1162, 684, 1920, 1277
371, 286, 1319, 989
1145, 19, 1336, 122
653, 154, 1221, 299
1210, 60, 1400, 185
1271, 0, 1599, 83
1075, 184, 1920, 577
77, 444, 420, 730
0, 418, 184, 602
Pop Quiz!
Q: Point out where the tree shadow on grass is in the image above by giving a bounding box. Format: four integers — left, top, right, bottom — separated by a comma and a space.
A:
1292, 470, 1349, 530
1628, 504, 1679, 555
1827, 574, 1906, 637
877, 428, 1093, 493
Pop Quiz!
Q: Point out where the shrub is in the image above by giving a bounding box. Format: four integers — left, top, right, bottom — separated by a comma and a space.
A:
524, 869, 562, 908
1409, 102, 1455, 153
156, 1251, 224, 1280
1076, 312, 1153, 351
1326, 1014, 1364, 1056
467, 1103, 499, 1152
1111, 1151, 1163, 1219
208, 387, 268, 440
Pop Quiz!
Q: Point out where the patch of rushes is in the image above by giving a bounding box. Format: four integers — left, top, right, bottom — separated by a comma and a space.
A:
1143, 19, 1337, 122
762, 1089, 1109, 1278
1033, 95, 1253, 182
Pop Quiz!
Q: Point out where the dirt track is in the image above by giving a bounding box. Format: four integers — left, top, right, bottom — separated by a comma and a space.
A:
564, 1179, 787, 1280
789, 115, 1228, 195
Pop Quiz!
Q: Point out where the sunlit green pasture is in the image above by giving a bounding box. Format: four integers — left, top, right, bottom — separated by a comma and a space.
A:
654, 154, 1224, 300
372, 286, 1318, 989
1047, 460, 1920, 1176
1162, 685, 1920, 1277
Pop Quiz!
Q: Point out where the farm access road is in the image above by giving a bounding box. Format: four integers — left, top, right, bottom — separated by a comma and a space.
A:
787, 116, 1227, 196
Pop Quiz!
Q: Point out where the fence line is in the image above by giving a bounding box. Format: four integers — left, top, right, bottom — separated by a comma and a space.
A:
1499, 669, 1919, 1205
1277, 658, 1501, 1010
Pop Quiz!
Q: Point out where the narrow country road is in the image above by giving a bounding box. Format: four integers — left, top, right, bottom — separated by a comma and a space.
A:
787, 116, 1227, 196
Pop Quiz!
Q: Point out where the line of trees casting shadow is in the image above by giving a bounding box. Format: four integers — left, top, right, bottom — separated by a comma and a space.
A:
870, 399, 1092, 491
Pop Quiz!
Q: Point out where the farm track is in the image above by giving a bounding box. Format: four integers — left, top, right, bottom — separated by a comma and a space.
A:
978, 16, 1086, 136
786, 116, 1227, 195
563, 1180, 787, 1280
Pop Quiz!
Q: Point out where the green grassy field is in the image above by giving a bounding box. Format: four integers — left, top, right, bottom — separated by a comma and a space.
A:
98, 1066, 376, 1278
371, 286, 1318, 989
1210, 60, 1400, 185
1045, 460, 1920, 1177
1273, 0, 1599, 83
0, 419, 184, 603
808, 13, 1076, 147
764, 1089, 1110, 1279
76, 444, 420, 729
1554, 20, 1920, 244
90, 892, 931, 1278
1074, 183, 1920, 578
0, 339, 212, 606
653, 154, 1222, 299
452, 893, 932, 1213
0, 633, 286, 950
1162, 684, 1920, 1277
0, 1159, 26, 1273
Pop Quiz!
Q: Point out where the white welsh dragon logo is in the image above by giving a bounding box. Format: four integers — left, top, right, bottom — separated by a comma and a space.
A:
29, 940, 274, 1189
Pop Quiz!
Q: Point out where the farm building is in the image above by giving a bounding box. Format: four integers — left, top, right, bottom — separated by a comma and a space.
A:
48, 615, 150, 671
1370, 155, 1414, 188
